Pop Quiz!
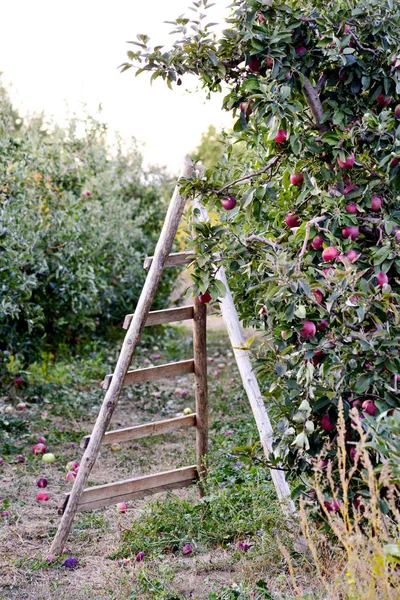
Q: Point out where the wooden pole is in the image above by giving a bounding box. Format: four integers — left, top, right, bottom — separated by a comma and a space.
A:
50, 157, 194, 554
191, 198, 294, 512
193, 296, 208, 493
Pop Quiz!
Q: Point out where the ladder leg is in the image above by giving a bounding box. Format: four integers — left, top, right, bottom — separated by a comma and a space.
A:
193, 296, 208, 496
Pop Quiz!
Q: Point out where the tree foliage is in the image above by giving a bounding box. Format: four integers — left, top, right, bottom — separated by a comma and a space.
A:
122, 0, 400, 499
0, 86, 176, 374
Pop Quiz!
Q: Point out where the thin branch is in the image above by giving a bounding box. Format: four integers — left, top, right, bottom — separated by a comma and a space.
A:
302, 76, 329, 134
245, 234, 280, 251
349, 31, 377, 55
354, 161, 385, 179
315, 72, 328, 94
213, 156, 280, 194
297, 216, 328, 270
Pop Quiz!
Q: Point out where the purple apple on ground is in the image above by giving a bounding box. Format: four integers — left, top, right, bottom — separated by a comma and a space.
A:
1, 510, 10, 517
300, 321, 316, 339
182, 543, 193, 555
221, 196, 237, 210
311, 235, 324, 250
322, 247, 339, 262
337, 153, 355, 169
66, 460, 79, 472
275, 129, 288, 143
290, 172, 304, 187
66, 471, 76, 481
37, 477, 48, 488
17, 455, 25, 463
376, 272, 389, 287
0, 458, 3, 465
37, 436, 46, 444
198, 291, 212, 303
285, 213, 300, 228
63, 557, 78, 568
371, 195, 382, 211
136, 551, 145, 562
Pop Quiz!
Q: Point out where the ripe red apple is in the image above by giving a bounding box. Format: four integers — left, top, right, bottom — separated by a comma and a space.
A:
66, 460, 79, 472
376, 93, 392, 107
275, 129, 288, 144
257, 11, 265, 22
321, 414, 335, 432
199, 291, 212, 303
37, 477, 48, 488
337, 153, 355, 169
265, 56, 273, 67
312, 350, 324, 366
371, 195, 382, 211
16, 402, 27, 411
317, 319, 329, 331
248, 57, 261, 72
17, 454, 25, 463
349, 447, 358, 462
300, 321, 316, 339
362, 399, 377, 416
344, 185, 357, 195
345, 249, 359, 263
36, 492, 49, 501
290, 172, 304, 187
390, 157, 399, 168
33, 443, 47, 455
311, 235, 324, 250
117, 502, 128, 513
37, 436, 46, 444
342, 226, 359, 240
345, 202, 358, 214
285, 213, 300, 228
221, 196, 237, 210
295, 46, 307, 55
322, 247, 339, 262
312, 290, 323, 304
395, 105, 400, 118
376, 272, 389, 287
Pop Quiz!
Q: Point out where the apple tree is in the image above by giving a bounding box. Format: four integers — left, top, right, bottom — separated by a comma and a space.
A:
122, 0, 400, 501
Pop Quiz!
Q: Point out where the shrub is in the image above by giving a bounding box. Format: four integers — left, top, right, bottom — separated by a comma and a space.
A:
0, 84, 176, 376
121, 0, 400, 492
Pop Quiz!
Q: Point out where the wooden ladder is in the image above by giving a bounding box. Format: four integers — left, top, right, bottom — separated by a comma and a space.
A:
51, 158, 200, 554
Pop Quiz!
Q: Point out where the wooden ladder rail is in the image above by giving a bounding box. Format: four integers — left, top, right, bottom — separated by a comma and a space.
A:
50, 157, 195, 554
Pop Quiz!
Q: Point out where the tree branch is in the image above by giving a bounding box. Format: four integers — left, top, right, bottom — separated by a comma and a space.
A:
302, 76, 329, 133
213, 156, 280, 194
245, 234, 280, 251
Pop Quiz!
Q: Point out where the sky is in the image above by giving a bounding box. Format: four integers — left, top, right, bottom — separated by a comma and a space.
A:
0, 0, 233, 173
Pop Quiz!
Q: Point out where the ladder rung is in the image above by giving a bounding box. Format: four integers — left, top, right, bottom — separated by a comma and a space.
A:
102, 359, 195, 390
80, 414, 196, 449
143, 250, 195, 271
63, 466, 198, 512
123, 305, 194, 330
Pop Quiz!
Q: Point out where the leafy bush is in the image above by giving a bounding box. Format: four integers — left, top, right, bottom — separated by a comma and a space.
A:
121, 0, 400, 494
0, 84, 176, 376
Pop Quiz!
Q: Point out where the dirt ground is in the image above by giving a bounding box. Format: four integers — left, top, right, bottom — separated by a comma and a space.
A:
0, 318, 259, 600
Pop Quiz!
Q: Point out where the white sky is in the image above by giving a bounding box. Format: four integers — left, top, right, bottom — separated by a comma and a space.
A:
0, 0, 233, 173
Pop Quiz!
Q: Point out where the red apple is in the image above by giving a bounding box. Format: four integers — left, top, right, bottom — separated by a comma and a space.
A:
322, 247, 339, 262
265, 56, 273, 67
311, 235, 324, 250
199, 291, 212, 303
117, 502, 128, 514
312, 350, 324, 366
285, 213, 300, 228
66, 471, 76, 481
36, 492, 49, 501
337, 154, 355, 169
312, 290, 323, 304
371, 195, 382, 211
345, 249, 359, 263
17, 455, 25, 463
248, 57, 261, 72
317, 319, 329, 331
290, 172, 304, 187
300, 321, 316, 339
275, 129, 288, 144
221, 196, 237, 210
395, 105, 400, 118
37, 477, 48, 488
16, 402, 27, 411
342, 226, 359, 240
257, 11, 265, 22
66, 460, 79, 472
345, 202, 358, 214
390, 157, 399, 168
321, 414, 335, 432
295, 46, 307, 55
344, 185, 357, 195
37, 436, 46, 444
376, 272, 389, 287
362, 399, 377, 416
376, 93, 392, 107
33, 443, 46, 455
